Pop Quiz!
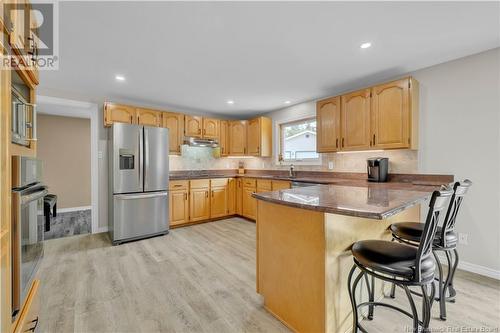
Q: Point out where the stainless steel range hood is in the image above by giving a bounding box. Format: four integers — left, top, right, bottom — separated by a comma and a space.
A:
183, 137, 219, 148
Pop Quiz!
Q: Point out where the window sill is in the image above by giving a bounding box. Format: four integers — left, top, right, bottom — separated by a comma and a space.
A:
276, 159, 322, 166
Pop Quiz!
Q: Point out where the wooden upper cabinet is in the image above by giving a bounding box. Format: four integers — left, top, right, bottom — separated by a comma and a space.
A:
371, 78, 415, 149
219, 120, 229, 156
340, 89, 371, 151
104, 103, 136, 126
247, 117, 272, 157
185, 115, 203, 137
162, 112, 184, 154
136, 108, 161, 127
316, 97, 341, 152
202, 118, 219, 139
9, 0, 27, 51
229, 120, 247, 155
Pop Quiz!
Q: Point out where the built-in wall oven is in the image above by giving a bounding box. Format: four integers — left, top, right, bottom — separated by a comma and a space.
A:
11, 70, 36, 147
11, 156, 47, 318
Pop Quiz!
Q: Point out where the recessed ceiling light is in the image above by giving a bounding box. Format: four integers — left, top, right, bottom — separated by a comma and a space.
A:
360, 42, 372, 49
284, 101, 291, 104
226, 100, 234, 105
115, 75, 126, 81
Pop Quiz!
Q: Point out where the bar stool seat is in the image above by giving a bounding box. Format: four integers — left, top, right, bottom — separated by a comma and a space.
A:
352, 240, 435, 280
390, 223, 458, 248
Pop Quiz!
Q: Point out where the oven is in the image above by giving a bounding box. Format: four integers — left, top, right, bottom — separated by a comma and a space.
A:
11, 157, 47, 318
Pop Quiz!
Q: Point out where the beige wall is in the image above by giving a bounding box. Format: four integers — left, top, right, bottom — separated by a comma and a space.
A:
38, 114, 91, 209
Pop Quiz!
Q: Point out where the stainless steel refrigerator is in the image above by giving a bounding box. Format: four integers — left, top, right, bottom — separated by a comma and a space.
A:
108, 123, 169, 245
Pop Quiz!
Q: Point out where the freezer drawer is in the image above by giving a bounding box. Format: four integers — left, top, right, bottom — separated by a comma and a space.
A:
112, 191, 168, 244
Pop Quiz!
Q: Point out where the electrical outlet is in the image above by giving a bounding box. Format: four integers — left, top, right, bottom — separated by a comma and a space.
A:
98, 151, 103, 159
328, 161, 334, 170
458, 233, 468, 245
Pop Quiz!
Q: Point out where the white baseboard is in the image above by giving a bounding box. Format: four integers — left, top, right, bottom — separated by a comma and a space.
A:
57, 206, 92, 213
96, 226, 108, 233
436, 253, 500, 280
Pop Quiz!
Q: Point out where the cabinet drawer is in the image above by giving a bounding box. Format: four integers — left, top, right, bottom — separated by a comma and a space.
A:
169, 180, 189, 190
190, 179, 210, 189
242, 178, 257, 188
211, 178, 228, 187
272, 180, 291, 191
256, 179, 272, 191
13, 280, 40, 333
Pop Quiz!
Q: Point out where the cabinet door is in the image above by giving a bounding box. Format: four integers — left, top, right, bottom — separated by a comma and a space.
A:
185, 115, 202, 137
242, 187, 257, 220
169, 190, 189, 226
9, 0, 27, 51
371, 78, 410, 149
247, 118, 261, 156
219, 120, 229, 156
317, 97, 341, 152
256, 179, 272, 193
210, 186, 227, 218
227, 178, 236, 215
189, 188, 210, 222
162, 112, 183, 154
104, 103, 136, 126
136, 108, 161, 127
272, 180, 291, 191
229, 120, 247, 155
341, 89, 371, 150
203, 118, 219, 139
236, 178, 243, 215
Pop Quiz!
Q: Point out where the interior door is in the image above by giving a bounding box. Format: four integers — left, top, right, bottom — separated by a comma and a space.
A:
112, 123, 143, 194
144, 126, 169, 192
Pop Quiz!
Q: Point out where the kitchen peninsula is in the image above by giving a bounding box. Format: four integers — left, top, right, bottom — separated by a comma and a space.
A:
253, 180, 451, 333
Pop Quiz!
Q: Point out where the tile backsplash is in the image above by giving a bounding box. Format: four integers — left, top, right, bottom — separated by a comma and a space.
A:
170, 145, 418, 174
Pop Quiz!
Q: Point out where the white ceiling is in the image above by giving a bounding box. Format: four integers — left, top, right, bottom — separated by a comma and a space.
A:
39, 1, 500, 117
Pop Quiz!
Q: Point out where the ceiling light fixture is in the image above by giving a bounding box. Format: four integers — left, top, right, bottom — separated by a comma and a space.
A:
284, 101, 291, 104
115, 75, 126, 81
226, 100, 234, 105
360, 42, 372, 49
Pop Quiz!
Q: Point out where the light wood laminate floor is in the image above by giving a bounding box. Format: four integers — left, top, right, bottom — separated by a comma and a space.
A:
38, 218, 500, 333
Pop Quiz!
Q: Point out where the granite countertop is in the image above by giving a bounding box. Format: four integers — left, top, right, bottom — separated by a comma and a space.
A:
252, 184, 435, 220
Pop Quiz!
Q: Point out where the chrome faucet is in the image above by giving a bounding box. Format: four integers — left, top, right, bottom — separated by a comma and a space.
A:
289, 164, 295, 178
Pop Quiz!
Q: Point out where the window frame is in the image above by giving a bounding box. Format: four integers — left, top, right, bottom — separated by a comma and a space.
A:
278, 116, 321, 165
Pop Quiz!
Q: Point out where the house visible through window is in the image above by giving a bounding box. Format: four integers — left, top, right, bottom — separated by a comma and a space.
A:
279, 117, 319, 163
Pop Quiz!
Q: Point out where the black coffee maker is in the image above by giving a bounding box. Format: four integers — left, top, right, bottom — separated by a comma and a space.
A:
367, 157, 389, 182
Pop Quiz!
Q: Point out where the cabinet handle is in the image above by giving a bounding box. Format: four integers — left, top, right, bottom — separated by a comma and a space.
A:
130, 115, 133, 123
342, 138, 344, 148
198, 128, 201, 134
211, 191, 214, 198
184, 193, 187, 200
203, 129, 206, 135
336, 138, 338, 148
206, 191, 208, 198
373, 134, 376, 145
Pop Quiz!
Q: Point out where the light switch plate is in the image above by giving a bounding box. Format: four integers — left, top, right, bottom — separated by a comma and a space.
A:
98, 151, 103, 159
328, 161, 334, 170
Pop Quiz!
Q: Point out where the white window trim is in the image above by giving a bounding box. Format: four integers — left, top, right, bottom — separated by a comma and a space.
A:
275, 116, 322, 166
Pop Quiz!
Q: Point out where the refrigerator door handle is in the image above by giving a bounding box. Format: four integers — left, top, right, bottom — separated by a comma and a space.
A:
115, 192, 168, 200
138, 128, 144, 189
144, 127, 149, 189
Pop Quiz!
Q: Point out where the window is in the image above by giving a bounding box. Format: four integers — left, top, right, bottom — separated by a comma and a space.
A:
279, 117, 319, 163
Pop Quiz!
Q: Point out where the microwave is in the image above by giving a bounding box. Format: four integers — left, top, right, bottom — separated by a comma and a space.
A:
11, 71, 36, 146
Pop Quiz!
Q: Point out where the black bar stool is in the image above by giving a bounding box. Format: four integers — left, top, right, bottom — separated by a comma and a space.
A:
389, 180, 472, 320
348, 188, 453, 333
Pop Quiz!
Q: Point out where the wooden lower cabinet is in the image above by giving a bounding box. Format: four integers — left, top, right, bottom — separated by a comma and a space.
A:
169, 189, 189, 226
210, 186, 227, 218
236, 179, 243, 215
12, 280, 40, 333
242, 186, 257, 220
189, 187, 210, 222
272, 180, 291, 191
256, 179, 272, 193
227, 178, 236, 215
